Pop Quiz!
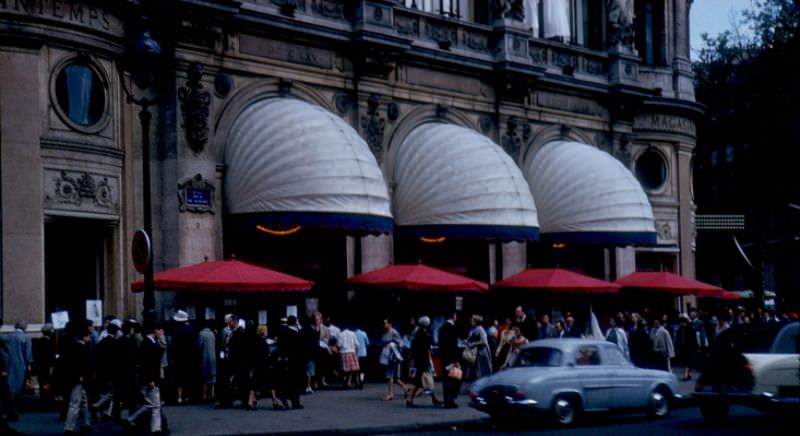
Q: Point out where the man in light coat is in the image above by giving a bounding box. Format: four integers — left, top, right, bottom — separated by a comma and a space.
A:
1, 320, 33, 418
650, 318, 675, 372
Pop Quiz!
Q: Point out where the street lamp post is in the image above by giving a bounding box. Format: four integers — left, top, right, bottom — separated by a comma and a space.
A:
120, 17, 163, 327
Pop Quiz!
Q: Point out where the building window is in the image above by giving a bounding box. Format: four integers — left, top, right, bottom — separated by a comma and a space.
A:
635, 148, 667, 191
404, 0, 461, 18
634, 0, 666, 65
54, 61, 106, 128
536, 0, 604, 49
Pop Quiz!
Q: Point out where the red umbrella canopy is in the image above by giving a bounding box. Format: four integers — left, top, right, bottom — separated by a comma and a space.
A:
131, 259, 313, 292
614, 272, 726, 298
345, 264, 488, 292
492, 268, 620, 294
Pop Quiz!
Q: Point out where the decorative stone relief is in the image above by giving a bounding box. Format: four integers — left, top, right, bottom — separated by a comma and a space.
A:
493, 0, 526, 21
530, 46, 547, 65
44, 170, 119, 216
387, 102, 400, 122
178, 62, 211, 154
463, 31, 489, 52
658, 221, 672, 240
607, 0, 635, 49
479, 115, 493, 135
634, 114, 696, 137
312, 0, 344, 19
334, 93, 352, 114
271, 0, 305, 17
501, 116, 531, 159
178, 174, 216, 214
360, 94, 386, 160
614, 134, 632, 166
360, 47, 396, 79
395, 14, 420, 37
425, 22, 457, 50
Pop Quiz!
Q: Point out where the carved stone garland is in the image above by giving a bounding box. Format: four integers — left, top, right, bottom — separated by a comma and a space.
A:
54, 171, 113, 207
360, 94, 386, 161
501, 116, 531, 159
178, 62, 211, 154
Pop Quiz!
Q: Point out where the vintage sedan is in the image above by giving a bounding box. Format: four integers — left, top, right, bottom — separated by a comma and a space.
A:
470, 339, 681, 425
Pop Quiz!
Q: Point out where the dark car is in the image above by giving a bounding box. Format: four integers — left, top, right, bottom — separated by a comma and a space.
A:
693, 321, 800, 421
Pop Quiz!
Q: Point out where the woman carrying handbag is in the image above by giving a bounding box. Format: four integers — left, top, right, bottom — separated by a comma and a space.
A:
466, 315, 492, 378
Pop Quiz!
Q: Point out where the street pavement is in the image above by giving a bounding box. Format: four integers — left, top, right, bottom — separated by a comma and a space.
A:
7, 370, 700, 435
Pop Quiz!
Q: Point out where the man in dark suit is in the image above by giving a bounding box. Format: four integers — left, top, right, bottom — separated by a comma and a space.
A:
564, 316, 582, 338
514, 306, 539, 341
127, 322, 166, 434
278, 316, 305, 409
437, 312, 461, 408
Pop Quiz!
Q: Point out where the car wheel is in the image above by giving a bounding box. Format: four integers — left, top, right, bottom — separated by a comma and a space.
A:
552, 395, 579, 426
699, 401, 730, 422
646, 387, 671, 418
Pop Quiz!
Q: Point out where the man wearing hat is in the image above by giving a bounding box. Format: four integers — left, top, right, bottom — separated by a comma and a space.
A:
170, 310, 196, 405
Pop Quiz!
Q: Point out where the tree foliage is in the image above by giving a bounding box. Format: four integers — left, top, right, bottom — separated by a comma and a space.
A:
693, 0, 800, 214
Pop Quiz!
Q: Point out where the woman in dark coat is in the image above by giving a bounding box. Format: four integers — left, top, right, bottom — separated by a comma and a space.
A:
674, 315, 697, 380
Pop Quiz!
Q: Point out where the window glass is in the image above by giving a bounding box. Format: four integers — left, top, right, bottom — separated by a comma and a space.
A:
601, 345, 628, 365
515, 347, 563, 367
575, 345, 601, 365
55, 63, 105, 127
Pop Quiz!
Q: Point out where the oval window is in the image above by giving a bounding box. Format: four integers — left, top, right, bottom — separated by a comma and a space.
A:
55, 63, 106, 127
635, 149, 667, 191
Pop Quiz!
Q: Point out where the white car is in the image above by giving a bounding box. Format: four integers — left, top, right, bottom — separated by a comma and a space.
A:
470, 339, 680, 425
694, 321, 800, 420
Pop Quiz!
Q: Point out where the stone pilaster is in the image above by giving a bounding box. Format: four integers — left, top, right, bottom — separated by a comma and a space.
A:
677, 143, 696, 278
1, 49, 45, 324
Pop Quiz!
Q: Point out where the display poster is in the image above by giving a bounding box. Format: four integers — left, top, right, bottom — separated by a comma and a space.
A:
186, 305, 197, 320
258, 310, 268, 325
286, 305, 298, 318
51, 311, 70, 330
455, 296, 463, 311
205, 307, 216, 320
305, 298, 319, 316
86, 300, 103, 326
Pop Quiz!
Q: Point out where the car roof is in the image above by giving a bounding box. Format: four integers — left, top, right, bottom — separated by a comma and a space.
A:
521, 338, 615, 352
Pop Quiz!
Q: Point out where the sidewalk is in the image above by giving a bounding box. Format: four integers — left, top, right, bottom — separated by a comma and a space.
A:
8, 374, 697, 436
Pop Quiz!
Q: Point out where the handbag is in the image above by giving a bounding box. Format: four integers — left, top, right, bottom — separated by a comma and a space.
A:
421, 371, 435, 389
447, 364, 463, 380
462, 346, 478, 365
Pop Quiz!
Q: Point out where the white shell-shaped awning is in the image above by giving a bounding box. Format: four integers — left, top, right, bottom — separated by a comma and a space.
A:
392, 123, 539, 240
524, 141, 656, 245
224, 98, 392, 232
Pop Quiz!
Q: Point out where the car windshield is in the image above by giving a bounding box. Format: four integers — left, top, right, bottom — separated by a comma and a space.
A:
514, 347, 563, 367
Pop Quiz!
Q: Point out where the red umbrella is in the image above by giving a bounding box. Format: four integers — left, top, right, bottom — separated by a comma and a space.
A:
614, 272, 726, 298
345, 264, 488, 292
492, 268, 620, 294
131, 259, 313, 292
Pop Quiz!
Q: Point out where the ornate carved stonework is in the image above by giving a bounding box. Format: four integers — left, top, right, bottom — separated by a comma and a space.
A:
271, 0, 305, 17
425, 22, 457, 50
312, 0, 344, 19
334, 93, 352, 114
463, 31, 489, 52
492, 0, 526, 22
658, 220, 672, 240
530, 46, 546, 65
45, 170, 119, 216
360, 94, 386, 160
501, 116, 530, 159
479, 115, 494, 134
387, 102, 400, 122
178, 174, 216, 214
607, 0, 635, 49
394, 14, 420, 36
178, 62, 211, 153
360, 47, 396, 79
614, 134, 632, 166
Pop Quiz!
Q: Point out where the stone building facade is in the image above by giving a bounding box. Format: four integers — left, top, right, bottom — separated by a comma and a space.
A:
1, 0, 701, 326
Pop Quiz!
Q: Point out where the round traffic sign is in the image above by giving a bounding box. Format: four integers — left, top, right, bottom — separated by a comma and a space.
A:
132, 229, 152, 273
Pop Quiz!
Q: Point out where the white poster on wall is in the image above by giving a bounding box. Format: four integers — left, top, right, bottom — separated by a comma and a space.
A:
86, 300, 103, 326
205, 307, 216, 320
286, 305, 298, 318
258, 310, 268, 325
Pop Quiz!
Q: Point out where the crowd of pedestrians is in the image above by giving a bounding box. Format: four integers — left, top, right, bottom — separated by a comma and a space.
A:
0, 304, 797, 434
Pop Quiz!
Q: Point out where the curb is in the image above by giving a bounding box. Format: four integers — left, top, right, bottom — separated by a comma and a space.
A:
213, 418, 485, 436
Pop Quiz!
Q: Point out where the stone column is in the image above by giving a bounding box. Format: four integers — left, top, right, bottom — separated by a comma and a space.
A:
615, 246, 636, 278
0, 49, 45, 324
672, 0, 694, 100
676, 143, 695, 278
501, 241, 526, 279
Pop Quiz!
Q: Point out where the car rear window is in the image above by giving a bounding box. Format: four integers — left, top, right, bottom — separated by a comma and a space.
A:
515, 347, 563, 367
715, 322, 798, 353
